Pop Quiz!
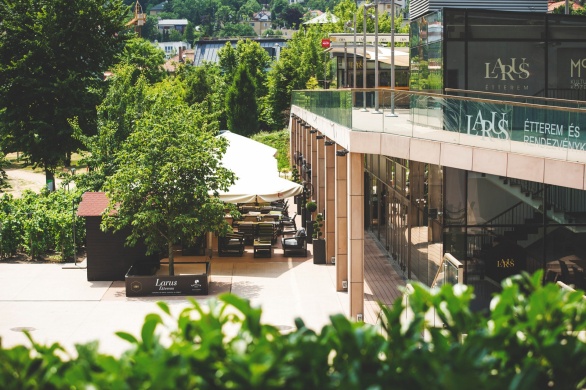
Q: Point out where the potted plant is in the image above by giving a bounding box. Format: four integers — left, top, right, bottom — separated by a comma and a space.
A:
312, 213, 326, 264
305, 200, 317, 243
292, 165, 301, 206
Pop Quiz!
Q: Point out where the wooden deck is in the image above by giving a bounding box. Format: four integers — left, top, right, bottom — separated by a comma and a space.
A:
363, 232, 407, 324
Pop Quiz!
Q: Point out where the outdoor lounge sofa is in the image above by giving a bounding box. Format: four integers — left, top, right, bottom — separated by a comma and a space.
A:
281, 228, 307, 257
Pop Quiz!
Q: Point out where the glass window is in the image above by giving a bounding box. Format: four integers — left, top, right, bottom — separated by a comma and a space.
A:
549, 14, 586, 40
445, 41, 465, 90
547, 42, 586, 101
467, 42, 545, 96
467, 10, 545, 40
445, 9, 466, 40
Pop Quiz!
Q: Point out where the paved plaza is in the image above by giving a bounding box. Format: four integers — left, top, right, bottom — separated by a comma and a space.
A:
0, 232, 405, 357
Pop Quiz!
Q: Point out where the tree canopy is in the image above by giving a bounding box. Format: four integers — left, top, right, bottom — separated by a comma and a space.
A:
102, 79, 236, 275
0, 0, 129, 184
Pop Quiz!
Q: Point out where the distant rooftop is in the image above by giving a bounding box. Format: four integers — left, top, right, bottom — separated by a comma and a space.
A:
193, 38, 287, 67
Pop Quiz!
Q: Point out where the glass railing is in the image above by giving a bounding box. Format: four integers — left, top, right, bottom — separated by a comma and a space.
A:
431, 253, 464, 289
291, 88, 586, 164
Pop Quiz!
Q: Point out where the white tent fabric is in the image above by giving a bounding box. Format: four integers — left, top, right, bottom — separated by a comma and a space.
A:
215, 131, 303, 204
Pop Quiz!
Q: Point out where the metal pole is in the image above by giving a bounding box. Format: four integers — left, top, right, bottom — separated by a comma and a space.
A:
362, 4, 368, 111
373, 0, 380, 113
387, 0, 398, 117
72, 199, 76, 265
344, 41, 348, 87
353, 13, 357, 89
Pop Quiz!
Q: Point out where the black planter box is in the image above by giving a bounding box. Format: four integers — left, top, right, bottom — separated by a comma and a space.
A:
313, 239, 326, 264
125, 261, 211, 297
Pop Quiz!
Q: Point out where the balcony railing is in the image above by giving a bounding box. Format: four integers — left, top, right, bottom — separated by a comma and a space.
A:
291, 88, 586, 164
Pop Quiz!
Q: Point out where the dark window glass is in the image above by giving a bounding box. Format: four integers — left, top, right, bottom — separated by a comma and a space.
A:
467, 10, 545, 40
548, 42, 586, 100
468, 41, 545, 96
549, 14, 586, 40
445, 8, 466, 40
445, 41, 465, 90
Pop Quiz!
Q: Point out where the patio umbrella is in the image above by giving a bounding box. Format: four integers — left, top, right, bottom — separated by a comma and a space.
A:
214, 131, 303, 203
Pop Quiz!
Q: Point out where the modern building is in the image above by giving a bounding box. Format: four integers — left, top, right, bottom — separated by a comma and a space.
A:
157, 19, 189, 35
288, 7, 586, 318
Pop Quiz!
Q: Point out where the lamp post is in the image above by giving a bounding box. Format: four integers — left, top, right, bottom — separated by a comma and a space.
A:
362, 2, 375, 111
344, 21, 352, 87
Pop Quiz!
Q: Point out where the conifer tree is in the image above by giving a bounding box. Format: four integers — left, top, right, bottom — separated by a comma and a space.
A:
226, 64, 258, 136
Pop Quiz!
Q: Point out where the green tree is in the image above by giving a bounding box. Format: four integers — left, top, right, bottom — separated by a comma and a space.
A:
117, 38, 167, 83
235, 40, 271, 97
184, 22, 196, 44
72, 64, 151, 192
0, 0, 129, 186
239, 0, 262, 20
103, 80, 236, 276
226, 64, 258, 136
218, 41, 239, 85
265, 26, 331, 128
141, 15, 161, 41
217, 23, 257, 37
0, 154, 9, 193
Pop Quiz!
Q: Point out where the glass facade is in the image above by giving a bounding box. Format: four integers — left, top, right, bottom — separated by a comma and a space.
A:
365, 156, 586, 309
410, 8, 586, 101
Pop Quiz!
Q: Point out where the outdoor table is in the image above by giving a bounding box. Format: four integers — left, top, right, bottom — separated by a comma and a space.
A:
253, 239, 272, 258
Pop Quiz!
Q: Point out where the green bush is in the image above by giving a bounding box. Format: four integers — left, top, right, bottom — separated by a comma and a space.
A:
252, 130, 290, 172
1, 272, 586, 389
0, 189, 84, 261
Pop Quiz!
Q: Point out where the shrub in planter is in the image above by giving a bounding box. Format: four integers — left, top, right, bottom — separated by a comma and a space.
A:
312, 213, 325, 264
305, 200, 317, 242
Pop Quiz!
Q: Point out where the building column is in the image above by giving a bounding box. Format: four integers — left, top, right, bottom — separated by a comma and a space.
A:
317, 135, 325, 214
290, 118, 297, 167
325, 139, 335, 264
311, 131, 318, 190
305, 126, 311, 183
348, 151, 364, 320
335, 145, 348, 292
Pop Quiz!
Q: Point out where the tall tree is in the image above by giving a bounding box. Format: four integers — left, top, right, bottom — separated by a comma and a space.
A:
103, 80, 236, 276
117, 38, 167, 84
226, 64, 258, 136
0, 0, 129, 186
72, 64, 151, 192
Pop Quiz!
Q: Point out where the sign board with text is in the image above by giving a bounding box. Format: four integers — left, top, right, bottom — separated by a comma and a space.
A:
125, 262, 211, 297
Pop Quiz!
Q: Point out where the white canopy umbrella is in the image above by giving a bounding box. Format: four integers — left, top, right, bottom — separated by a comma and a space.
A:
215, 131, 303, 204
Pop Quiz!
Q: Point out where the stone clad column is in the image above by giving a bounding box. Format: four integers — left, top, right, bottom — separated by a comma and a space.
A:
290, 118, 297, 166
311, 132, 318, 190
347, 151, 364, 319
317, 135, 325, 213
325, 140, 335, 264
335, 146, 348, 292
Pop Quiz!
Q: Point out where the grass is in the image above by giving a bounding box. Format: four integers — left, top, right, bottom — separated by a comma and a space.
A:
252, 129, 291, 172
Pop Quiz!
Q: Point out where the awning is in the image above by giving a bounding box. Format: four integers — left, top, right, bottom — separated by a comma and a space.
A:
215, 131, 303, 203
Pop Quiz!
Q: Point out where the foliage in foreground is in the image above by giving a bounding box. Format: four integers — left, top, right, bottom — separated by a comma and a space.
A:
1, 272, 586, 389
